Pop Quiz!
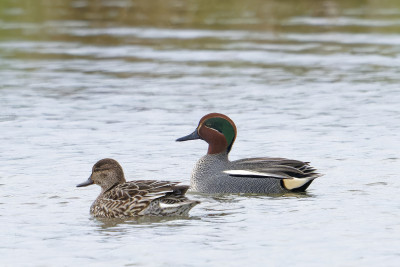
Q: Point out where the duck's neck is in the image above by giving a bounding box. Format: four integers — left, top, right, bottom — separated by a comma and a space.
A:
203, 151, 229, 162
199, 126, 228, 154
101, 173, 126, 193
101, 182, 119, 194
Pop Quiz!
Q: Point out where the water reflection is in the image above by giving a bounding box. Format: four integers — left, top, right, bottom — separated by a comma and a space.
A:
2, 0, 400, 44
93, 215, 198, 230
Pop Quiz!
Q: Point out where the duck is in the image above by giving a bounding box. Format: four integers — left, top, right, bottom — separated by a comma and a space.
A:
76, 158, 199, 218
176, 113, 321, 194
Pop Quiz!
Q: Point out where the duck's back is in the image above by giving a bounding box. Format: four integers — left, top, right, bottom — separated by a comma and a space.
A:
90, 180, 199, 218
190, 154, 320, 194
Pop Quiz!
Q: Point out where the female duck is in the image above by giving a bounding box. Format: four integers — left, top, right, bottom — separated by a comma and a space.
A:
177, 113, 321, 194
77, 158, 199, 218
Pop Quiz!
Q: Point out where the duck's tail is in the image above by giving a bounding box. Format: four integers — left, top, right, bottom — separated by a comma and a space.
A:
159, 199, 200, 216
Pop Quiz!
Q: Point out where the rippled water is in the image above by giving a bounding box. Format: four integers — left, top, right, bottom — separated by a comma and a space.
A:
1, 0, 400, 266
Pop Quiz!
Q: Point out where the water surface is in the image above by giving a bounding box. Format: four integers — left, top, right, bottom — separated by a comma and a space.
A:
1, 0, 400, 266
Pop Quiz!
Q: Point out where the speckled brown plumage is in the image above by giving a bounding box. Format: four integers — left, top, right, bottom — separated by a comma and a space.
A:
77, 159, 199, 218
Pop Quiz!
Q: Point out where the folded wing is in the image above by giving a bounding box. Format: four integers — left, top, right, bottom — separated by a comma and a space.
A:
225, 157, 321, 191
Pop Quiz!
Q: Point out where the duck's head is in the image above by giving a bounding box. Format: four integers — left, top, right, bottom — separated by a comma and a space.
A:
176, 113, 237, 154
76, 158, 126, 192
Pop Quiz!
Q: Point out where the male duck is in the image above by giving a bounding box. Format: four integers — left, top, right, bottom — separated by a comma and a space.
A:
77, 158, 199, 218
177, 113, 321, 194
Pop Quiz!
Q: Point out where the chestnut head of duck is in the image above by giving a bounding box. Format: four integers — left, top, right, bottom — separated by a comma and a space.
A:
176, 113, 237, 154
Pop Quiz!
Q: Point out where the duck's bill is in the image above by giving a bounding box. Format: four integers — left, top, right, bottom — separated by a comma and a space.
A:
176, 130, 201, 142
76, 176, 94, 187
